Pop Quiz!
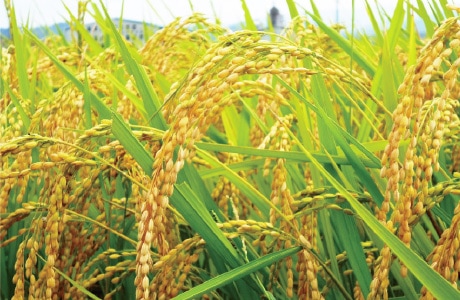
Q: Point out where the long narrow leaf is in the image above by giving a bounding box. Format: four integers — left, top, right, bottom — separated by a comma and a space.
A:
276, 76, 384, 204
174, 246, 302, 300
285, 0, 299, 18
240, 0, 257, 30
172, 183, 264, 294
330, 207, 372, 296
99, 1, 166, 129
196, 142, 380, 168
10, 4, 29, 101
307, 13, 376, 76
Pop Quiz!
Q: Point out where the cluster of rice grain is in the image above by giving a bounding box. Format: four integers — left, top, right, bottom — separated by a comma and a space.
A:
1, 36, 147, 299
211, 152, 253, 219
378, 15, 460, 299
134, 18, 381, 296
140, 15, 229, 85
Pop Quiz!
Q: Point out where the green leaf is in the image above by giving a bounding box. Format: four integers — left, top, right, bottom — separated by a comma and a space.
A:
100, 69, 147, 117
83, 69, 93, 129
197, 148, 273, 217
276, 76, 384, 204
303, 57, 337, 154
35, 254, 101, 300
177, 161, 225, 222
364, 0, 383, 45
285, 0, 299, 18
221, 105, 240, 145
10, 5, 29, 101
308, 0, 322, 19
196, 142, 380, 168
240, 0, 257, 30
317, 210, 342, 298
415, 0, 435, 37
55, 268, 101, 300
307, 13, 376, 77
174, 246, 302, 300
330, 206, 372, 296
171, 183, 265, 294
99, 1, 166, 129
407, 8, 418, 67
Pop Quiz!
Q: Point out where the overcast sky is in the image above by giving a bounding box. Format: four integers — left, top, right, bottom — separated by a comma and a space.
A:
1, 0, 459, 31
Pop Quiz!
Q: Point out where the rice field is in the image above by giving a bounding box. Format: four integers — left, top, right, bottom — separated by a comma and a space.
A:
1, 0, 460, 299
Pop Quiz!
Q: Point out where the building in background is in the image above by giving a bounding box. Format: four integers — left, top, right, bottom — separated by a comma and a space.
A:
0, 18, 158, 47
82, 18, 155, 45
270, 6, 284, 33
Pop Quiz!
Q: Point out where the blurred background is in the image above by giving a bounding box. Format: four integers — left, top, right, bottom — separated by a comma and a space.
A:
3, 0, 458, 33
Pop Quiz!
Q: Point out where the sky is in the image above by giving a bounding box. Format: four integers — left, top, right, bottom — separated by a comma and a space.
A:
0, 0, 459, 31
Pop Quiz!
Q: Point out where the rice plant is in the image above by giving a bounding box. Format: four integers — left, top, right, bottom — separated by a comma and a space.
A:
1, 0, 460, 299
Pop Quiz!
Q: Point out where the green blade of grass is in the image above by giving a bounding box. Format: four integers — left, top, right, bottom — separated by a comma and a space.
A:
196, 142, 380, 168
28, 52, 39, 112
389, 260, 419, 300
299, 59, 345, 238
171, 183, 265, 295
102, 70, 147, 117
316, 210, 342, 299
0, 248, 10, 298
330, 206, 372, 296
177, 161, 226, 222
407, 7, 417, 67
83, 69, 93, 129
174, 246, 302, 300
307, 13, 376, 77
240, 0, 257, 30
10, 4, 29, 101
428, 0, 446, 23
285, 0, 299, 18
386, 0, 405, 51
196, 148, 275, 218
221, 105, 240, 145
98, 1, 166, 129
439, 0, 455, 18
360, 0, 404, 139
155, 73, 171, 96
277, 76, 384, 204
308, 0, 322, 19
379, 42, 399, 113
198, 158, 265, 179
415, 0, 435, 37
379, 0, 405, 113
364, 0, 383, 45
56, 269, 101, 300
35, 254, 101, 300
303, 57, 337, 154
